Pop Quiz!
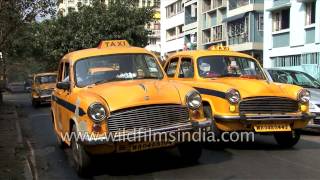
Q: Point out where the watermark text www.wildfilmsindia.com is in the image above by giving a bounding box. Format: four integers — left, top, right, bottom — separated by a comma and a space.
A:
61, 128, 255, 143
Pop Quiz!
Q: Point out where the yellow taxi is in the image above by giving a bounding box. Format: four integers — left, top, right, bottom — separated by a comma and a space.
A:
164, 45, 313, 148
31, 72, 57, 107
51, 40, 211, 176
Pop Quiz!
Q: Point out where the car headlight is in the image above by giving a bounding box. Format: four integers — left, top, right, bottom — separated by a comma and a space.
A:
226, 89, 241, 104
186, 91, 202, 110
298, 89, 310, 103
87, 103, 107, 123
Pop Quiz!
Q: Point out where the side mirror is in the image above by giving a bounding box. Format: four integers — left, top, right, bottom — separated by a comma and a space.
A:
56, 82, 70, 90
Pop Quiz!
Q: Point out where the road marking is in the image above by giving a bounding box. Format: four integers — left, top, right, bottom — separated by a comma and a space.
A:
26, 140, 39, 180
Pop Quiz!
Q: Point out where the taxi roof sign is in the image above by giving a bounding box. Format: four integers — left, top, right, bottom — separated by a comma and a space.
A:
208, 45, 230, 51
98, 40, 130, 48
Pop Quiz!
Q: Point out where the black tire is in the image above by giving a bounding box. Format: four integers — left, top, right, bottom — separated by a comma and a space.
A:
70, 125, 92, 177
274, 130, 301, 148
178, 142, 202, 163
203, 105, 222, 137
32, 99, 39, 108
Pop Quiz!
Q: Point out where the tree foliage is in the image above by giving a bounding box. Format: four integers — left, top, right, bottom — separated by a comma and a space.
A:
0, 0, 56, 50
31, 0, 155, 70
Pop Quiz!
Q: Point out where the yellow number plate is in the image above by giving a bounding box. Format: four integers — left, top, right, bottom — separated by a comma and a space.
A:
130, 141, 175, 152
254, 124, 291, 132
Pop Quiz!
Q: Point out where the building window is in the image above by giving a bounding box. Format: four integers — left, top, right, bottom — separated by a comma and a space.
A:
306, 1, 316, 25
212, 25, 223, 42
166, 0, 183, 18
166, 27, 176, 41
228, 17, 248, 37
229, 0, 249, 10
154, 0, 160, 8
272, 9, 290, 32
257, 14, 264, 31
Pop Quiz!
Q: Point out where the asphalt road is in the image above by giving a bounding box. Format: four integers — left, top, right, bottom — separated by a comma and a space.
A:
5, 93, 320, 180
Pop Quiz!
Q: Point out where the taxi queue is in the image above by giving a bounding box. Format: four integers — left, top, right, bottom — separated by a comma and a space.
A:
30, 40, 312, 176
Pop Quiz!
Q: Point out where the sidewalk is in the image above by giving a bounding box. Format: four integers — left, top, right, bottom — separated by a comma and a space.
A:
0, 102, 30, 179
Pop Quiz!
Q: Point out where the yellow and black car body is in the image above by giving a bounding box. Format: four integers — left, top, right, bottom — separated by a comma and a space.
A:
51, 40, 211, 176
164, 46, 313, 148
31, 72, 57, 107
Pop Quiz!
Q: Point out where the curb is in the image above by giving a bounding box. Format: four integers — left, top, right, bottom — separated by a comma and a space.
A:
14, 109, 38, 180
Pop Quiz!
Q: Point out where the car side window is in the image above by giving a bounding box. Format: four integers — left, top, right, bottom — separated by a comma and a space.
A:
62, 63, 70, 82
58, 63, 64, 82
166, 58, 179, 77
179, 58, 194, 78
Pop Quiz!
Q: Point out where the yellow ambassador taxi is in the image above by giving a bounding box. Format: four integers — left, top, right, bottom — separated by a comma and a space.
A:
31, 72, 57, 107
164, 46, 314, 148
51, 40, 211, 176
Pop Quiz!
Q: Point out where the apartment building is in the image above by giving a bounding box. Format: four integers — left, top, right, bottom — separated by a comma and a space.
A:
58, 0, 161, 53
263, 0, 320, 79
161, 0, 264, 62
198, 0, 227, 49
223, 0, 264, 63
160, 0, 185, 57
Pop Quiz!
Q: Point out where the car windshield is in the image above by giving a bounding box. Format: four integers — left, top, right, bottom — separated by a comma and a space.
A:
75, 54, 164, 87
268, 70, 320, 89
35, 75, 57, 84
197, 56, 265, 80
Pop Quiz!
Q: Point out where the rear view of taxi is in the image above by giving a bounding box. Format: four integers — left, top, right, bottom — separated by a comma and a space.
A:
51, 40, 211, 176
164, 46, 313, 148
31, 72, 57, 107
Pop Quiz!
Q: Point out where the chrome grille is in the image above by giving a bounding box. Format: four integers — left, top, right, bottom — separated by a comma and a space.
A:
239, 97, 299, 114
107, 105, 190, 132
40, 89, 54, 96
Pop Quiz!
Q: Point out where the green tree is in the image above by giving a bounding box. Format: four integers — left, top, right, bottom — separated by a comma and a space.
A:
33, 0, 155, 70
0, 0, 56, 51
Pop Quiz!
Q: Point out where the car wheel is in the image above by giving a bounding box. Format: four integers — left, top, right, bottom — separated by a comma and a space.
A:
32, 99, 39, 108
178, 142, 202, 163
70, 125, 92, 177
203, 105, 222, 137
274, 130, 301, 148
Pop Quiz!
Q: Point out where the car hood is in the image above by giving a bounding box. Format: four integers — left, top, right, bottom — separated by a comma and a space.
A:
210, 78, 289, 98
82, 80, 182, 112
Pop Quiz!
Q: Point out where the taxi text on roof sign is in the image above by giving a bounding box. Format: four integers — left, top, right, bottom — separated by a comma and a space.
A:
208, 45, 230, 51
98, 40, 130, 48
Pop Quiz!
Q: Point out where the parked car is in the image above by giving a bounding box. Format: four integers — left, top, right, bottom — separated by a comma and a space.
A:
51, 40, 211, 176
265, 68, 320, 129
163, 45, 313, 148
7, 82, 25, 93
31, 72, 57, 107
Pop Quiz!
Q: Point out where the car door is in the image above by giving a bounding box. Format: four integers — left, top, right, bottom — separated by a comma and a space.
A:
54, 61, 72, 135
52, 63, 64, 133
164, 57, 180, 80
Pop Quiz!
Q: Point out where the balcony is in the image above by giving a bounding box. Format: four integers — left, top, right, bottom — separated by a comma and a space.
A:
202, 24, 226, 45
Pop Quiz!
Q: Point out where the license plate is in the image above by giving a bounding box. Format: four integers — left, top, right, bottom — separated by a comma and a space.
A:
254, 124, 291, 132
130, 141, 175, 152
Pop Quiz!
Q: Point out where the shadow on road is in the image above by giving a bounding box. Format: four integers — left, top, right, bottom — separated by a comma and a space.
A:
64, 146, 233, 178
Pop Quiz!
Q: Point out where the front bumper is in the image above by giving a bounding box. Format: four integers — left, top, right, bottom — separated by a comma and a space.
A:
191, 118, 212, 129
33, 95, 52, 103
306, 113, 320, 128
80, 124, 194, 146
214, 113, 314, 122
